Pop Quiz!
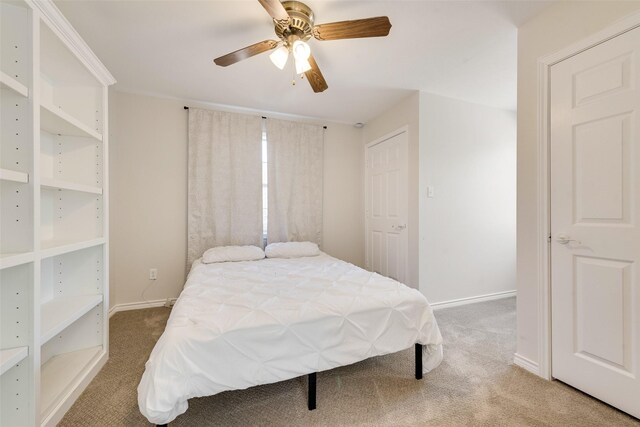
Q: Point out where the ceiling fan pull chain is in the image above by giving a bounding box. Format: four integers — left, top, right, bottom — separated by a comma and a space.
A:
291, 61, 297, 85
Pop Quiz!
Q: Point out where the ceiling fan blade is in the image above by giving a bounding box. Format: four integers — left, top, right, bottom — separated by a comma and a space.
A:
257, 0, 290, 29
213, 40, 279, 67
304, 54, 328, 93
313, 16, 391, 41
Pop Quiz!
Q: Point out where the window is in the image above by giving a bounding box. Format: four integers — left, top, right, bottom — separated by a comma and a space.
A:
261, 129, 268, 239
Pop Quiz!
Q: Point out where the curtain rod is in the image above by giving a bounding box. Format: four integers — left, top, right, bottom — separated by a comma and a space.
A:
184, 106, 327, 129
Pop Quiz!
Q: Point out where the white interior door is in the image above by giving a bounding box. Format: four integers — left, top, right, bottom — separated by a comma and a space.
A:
550, 26, 640, 418
365, 131, 408, 282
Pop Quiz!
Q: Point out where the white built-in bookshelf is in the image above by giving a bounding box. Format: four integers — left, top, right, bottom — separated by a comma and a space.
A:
0, 1, 114, 425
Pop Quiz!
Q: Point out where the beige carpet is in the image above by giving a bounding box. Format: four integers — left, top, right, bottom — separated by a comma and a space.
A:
60, 297, 639, 426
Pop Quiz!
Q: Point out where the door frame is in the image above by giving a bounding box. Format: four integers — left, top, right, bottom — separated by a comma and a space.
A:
532, 10, 640, 381
364, 126, 409, 280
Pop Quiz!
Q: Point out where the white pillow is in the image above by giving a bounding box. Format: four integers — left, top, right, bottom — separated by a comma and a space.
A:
265, 241, 320, 259
202, 245, 265, 264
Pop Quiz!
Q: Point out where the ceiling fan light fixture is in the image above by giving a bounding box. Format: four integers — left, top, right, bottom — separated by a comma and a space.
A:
212, 0, 392, 94
295, 56, 312, 74
292, 39, 311, 61
269, 45, 289, 70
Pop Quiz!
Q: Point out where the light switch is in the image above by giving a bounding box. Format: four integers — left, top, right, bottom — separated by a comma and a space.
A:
427, 186, 435, 198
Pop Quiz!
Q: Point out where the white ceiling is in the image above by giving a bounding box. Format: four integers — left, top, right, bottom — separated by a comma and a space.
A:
55, 0, 552, 124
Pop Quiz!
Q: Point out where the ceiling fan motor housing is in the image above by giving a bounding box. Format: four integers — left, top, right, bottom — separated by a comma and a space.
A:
275, 1, 315, 44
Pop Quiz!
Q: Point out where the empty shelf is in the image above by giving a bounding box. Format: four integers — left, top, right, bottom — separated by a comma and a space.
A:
0, 346, 28, 376
40, 237, 105, 259
41, 177, 102, 195
41, 294, 103, 344
0, 71, 29, 98
0, 251, 35, 270
40, 346, 102, 417
40, 102, 102, 141
0, 168, 29, 184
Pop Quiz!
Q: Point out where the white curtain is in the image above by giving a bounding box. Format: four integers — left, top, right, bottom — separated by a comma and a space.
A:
188, 108, 263, 266
266, 118, 324, 245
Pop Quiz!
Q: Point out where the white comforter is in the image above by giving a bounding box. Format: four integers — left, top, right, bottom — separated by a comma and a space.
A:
138, 253, 443, 424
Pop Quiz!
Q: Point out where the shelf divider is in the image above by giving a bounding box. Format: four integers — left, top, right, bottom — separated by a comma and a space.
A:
0, 346, 29, 376
40, 294, 103, 345
40, 102, 102, 141
40, 237, 105, 260
0, 251, 35, 270
0, 71, 29, 98
0, 168, 29, 184
41, 177, 102, 195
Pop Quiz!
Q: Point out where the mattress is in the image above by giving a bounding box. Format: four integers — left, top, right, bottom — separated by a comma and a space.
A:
138, 253, 443, 424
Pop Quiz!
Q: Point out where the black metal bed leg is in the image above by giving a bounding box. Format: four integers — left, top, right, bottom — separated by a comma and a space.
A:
308, 372, 317, 410
415, 343, 423, 380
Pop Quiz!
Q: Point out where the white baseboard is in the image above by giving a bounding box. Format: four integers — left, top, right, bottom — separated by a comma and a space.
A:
114, 290, 516, 317
430, 290, 516, 311
513, 353, 540, 376
108, 298, 176, 318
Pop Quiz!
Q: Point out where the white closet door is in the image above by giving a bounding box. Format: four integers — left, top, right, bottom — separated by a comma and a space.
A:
365, 131, 408, 283
550, 26, 640, 418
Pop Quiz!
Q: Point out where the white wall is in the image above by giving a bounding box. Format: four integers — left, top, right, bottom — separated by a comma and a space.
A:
109, 91, 364, 309
109, 91, 188, 309
516, 1, 640, 367
323, 125, 364, 267
363, 93, 420, 288
420, 93, 516, 304
362, 92, 516, 303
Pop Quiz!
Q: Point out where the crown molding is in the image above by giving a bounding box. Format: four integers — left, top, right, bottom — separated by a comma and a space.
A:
30, 0, 116, 86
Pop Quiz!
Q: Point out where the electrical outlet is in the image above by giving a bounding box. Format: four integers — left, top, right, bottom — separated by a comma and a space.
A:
149, 268, 158, 280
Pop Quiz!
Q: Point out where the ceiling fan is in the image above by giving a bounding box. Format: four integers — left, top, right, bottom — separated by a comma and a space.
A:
213, 0, 392, 93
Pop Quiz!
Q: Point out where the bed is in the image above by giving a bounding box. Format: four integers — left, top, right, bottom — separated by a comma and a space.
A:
138, 252, 443, 425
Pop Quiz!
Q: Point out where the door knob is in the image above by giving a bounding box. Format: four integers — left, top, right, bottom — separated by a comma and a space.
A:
393, 224, 406, 231
556, 234, 580, 245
